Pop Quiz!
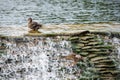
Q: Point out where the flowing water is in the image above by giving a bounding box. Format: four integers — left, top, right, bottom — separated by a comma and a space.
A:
0, 36, 120, 80
104, 37, 120, 70
0, 37, 81, 80
0, 0, 120, 26
110, 37, 120, 69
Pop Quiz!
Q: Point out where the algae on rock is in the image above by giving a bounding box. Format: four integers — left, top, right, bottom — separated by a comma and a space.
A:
69, 32, 119, 80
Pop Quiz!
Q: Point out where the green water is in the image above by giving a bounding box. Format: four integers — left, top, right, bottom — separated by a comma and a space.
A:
0, 0, 120, 25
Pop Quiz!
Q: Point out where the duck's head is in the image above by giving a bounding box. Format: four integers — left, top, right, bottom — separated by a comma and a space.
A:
28, 18, 32, 23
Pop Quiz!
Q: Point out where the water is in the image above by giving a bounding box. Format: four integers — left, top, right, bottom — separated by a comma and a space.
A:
104, 37, 120, 69
0, 37, 81, 80
0, 0, 120, 26
111, 37, 120, 69
0, 36, 120, 80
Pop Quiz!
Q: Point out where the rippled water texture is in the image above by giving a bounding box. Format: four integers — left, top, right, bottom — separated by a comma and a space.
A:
0, 0, 120, 26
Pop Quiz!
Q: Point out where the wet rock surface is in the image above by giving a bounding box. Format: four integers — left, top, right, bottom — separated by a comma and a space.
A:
0, 23, 120, 37
69, 32, 120, 80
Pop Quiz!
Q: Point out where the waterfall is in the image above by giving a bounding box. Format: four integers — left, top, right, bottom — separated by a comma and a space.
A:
0, 37, 81, 80
104, 37, 120, 69
111, 37, 120, 69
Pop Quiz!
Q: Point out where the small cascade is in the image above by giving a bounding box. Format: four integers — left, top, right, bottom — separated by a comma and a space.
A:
1, 34, 120, 80
105, 37, 120, 70
0, 37, 81, 80
69, 33, 120, 80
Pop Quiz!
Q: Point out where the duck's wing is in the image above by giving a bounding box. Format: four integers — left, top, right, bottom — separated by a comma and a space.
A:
38, 23, 42, 27
31, 22, 38, 28
28, 22, 37, 29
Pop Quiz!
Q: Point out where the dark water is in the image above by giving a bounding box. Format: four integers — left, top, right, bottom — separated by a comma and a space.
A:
0, 0, 120, 26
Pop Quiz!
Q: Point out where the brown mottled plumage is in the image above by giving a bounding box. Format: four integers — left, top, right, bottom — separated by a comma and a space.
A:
28, 18, 42, 31
60, 53, 83, 66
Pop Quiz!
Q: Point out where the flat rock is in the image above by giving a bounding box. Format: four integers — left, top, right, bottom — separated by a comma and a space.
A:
90, 59, 113, 63
90, 56, 109, 62
86, 48, 109, 53
95, 64, 115, 68
0, 23, 120, 37
87, 42, 103, 46
79, 52, 89, 56
94, 45, 112, 49
80, 36, 94, 40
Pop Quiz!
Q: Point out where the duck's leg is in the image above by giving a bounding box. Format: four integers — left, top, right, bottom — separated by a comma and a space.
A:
35, 26, 40, 31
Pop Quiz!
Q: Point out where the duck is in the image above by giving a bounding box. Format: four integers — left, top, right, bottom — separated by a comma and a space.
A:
60, 53, 83, 66
27, 18, 42, 31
